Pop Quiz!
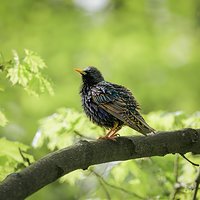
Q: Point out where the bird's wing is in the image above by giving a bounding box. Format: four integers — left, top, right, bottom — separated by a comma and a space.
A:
91, 82, 155, 135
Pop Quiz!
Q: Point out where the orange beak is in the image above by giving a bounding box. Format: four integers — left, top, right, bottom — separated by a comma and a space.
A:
74, 68, 86, 75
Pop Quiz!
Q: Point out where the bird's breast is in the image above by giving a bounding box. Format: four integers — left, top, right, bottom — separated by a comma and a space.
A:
80, 89, 119, 128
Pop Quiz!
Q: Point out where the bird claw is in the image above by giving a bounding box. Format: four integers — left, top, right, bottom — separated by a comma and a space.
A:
98, 133, 120, 141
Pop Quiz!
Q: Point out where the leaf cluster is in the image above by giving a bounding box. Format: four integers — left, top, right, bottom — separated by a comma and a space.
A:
1, 49, 54, 97
0, 138, 34, 180
0, 49, 53, 182
31, 109, 200, 199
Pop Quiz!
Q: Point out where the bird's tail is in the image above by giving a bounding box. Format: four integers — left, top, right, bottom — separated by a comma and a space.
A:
124, 111, 155, 135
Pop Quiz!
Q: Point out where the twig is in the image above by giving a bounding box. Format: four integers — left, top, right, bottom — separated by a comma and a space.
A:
95, 172, 111, 200
18, 148, 31, 166
90, 169, 144, 199
193, 167, 200, 200
170, 154, 181, 200
180, 154, 199, 167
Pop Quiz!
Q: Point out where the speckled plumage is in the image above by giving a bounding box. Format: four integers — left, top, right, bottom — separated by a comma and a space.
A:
76, 66, 155, 138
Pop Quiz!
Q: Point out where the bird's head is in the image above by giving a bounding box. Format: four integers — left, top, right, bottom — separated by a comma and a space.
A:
75, 66, 104, 86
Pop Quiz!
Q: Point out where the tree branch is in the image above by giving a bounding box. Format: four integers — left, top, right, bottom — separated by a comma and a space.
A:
0, 128, 200, 200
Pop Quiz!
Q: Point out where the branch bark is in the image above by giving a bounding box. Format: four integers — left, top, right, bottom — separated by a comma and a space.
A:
0, 128, 200, 200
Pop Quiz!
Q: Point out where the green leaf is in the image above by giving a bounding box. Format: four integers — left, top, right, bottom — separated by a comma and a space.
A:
32, 108, 104, 150
23, 49, 46, 73
145, 111, 188, 131
0, 138, 34, 181
182, 112, 200, 128
7, 67, 19, 85
40, 76, 54, 96
0, 111, 8, 127
6, 49, 54, 96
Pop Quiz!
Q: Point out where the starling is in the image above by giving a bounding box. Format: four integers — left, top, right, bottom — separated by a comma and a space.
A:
75, 67, 155, 139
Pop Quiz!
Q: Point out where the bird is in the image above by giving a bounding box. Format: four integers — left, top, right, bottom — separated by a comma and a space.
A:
75, 66, 155, 140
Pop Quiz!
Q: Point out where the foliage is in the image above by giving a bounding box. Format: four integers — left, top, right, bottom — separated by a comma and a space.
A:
5, 49, 54, 96
0, 137, 34, 181
0, 0, 200, 199
32, 108, 104, 150
0, 49, 52, 185
31, 108, 200, 200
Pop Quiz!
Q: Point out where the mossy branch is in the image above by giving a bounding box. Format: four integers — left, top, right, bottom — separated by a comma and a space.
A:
0, 128, 200, 200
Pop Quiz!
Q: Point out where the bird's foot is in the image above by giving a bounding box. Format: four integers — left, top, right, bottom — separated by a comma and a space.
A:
98, 136, 116, 141
98, 133, 120, 141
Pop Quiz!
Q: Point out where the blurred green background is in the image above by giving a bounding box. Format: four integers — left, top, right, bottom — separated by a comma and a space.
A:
1, 0, 200, 142
0, 0, 200, 199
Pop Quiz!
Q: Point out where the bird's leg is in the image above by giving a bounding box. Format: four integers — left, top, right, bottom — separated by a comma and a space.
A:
99, 122, 121, 140
105, 128, 114, 137
99, 127, 115, 139
108, 125, 122, 138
